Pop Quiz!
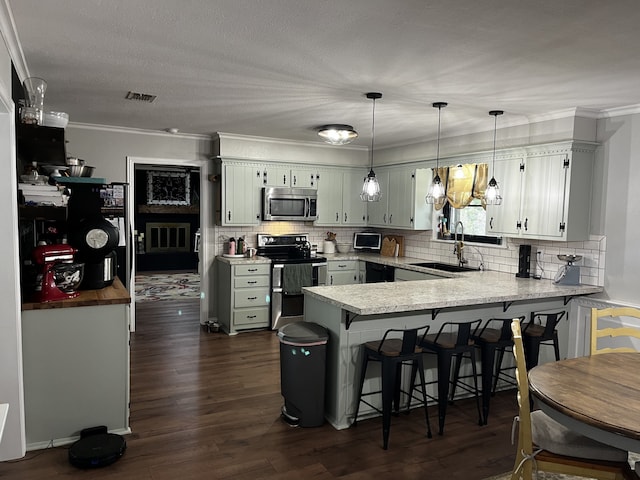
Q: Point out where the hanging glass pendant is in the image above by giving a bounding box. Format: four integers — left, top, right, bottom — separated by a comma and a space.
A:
425, 173, 445, 204
485, 176, 502, 205
486, 110, 504, 206
361, 169, 381, 201
425, 102, 448, 205
362, 92, 383, 202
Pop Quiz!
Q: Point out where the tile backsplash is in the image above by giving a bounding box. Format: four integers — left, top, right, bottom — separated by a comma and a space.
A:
214, 223, 604, 286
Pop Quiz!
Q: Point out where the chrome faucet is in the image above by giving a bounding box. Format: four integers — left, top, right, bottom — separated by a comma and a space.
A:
453, 221, 467, 266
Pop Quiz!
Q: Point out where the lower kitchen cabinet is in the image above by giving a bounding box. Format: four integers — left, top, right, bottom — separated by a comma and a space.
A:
217, 260, 271, 334
21, 303, 130, 449
327, 259, 359, 285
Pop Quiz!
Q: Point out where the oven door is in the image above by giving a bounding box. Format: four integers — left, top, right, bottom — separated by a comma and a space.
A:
271, 262, 326, 330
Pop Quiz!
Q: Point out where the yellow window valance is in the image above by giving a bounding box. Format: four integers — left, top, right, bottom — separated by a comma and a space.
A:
433, 163, 489, 211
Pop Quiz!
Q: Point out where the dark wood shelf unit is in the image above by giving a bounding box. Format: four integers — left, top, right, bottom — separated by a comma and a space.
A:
138, 204, 199, 215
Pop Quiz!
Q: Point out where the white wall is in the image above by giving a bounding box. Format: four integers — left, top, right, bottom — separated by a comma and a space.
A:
0, 32, 26, 460
65, 125, 213, 183
596, 114, 640, 305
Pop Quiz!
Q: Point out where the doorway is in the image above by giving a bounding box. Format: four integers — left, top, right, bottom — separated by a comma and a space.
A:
126, 156, 211, 331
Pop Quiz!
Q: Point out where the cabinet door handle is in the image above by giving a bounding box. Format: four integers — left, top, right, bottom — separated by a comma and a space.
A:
247, 296, 257, 300
247, 281, 257, 284
247, 315, 256, 319
389, 214, 393, 224
228, 210, 232, 221
344, 212, 347, 222
293, 175, 297, 185
310, 174, 314, 186
330, 275, 334, 285
247, 268, 258, 272
524, 218, 528, 231
490, 217, 494, 229
283, 174, 287, 185
383, 213, 387, 223
338, 264, 347, 268
336, 212, 339, 222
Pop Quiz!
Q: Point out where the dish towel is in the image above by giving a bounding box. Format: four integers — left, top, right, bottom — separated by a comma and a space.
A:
283, 264, 313, 295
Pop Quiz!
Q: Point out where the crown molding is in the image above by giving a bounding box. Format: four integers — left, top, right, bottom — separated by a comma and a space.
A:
68, 122, 212, 140
0, 0, 29, 80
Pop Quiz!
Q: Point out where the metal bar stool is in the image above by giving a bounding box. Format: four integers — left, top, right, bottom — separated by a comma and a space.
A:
353, 324, 432, 450
414, 319, 483, 435
469, 316, 525, 425
522, 311, 566, 370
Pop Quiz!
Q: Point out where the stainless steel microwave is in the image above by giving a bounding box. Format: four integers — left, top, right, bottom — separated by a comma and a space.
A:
262, 187, 318, 221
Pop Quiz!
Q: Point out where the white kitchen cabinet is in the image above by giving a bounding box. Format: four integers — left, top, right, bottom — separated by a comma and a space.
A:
367, 166, 433, 230
217, 260, 271, 335
218, 161, 263, 226
262, 165, 318, 189
327, 259, 359, 285
485, 155, 524, 237
485, 142, 595, 241
315, 167, 367, 226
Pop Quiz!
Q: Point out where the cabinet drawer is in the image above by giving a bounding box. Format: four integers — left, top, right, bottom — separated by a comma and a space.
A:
234, 288, 269, 308
234, 264, 270, 276
233, 308, 269, 327
234, 276, 270, 288
327, 260, 357, 272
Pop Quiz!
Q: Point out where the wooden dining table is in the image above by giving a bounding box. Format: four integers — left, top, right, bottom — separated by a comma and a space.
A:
528, 352, 640, 452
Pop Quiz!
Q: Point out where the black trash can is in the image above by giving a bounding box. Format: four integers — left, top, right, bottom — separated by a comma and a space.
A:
277, 321, 329, 427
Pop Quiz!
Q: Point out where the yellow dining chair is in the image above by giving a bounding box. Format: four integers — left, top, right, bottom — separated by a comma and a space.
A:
510, 318, 637, 480
591, 307, 640, 355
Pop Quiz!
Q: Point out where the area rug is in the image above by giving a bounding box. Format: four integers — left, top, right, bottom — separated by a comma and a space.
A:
485, 453, 640, 479
134, 272, 200, 302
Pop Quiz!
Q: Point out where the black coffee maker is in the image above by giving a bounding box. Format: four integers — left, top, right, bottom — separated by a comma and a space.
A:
66, 184, 120, 289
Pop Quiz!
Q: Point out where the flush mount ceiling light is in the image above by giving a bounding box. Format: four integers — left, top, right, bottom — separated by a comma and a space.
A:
317, 124, 358, 145
485, 110, 504, 205
361, 93, 382, 202
425, 102, 448, 205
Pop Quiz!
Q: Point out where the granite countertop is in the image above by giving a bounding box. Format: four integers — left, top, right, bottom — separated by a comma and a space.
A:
303, 270, 603, 315
216, 255, 272, 265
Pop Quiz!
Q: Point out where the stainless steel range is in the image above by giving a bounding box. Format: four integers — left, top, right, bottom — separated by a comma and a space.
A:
256, 233, 327, 330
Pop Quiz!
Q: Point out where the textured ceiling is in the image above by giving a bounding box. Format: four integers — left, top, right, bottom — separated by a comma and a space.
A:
8, 0, 640, 147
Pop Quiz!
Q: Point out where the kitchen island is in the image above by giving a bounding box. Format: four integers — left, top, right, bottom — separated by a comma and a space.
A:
302, 270, 602, 430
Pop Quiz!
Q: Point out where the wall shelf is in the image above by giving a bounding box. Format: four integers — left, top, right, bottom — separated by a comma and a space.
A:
137, 204, 199, 215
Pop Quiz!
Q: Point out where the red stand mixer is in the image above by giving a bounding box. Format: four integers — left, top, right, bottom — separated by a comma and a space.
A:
32, 244, 84, 302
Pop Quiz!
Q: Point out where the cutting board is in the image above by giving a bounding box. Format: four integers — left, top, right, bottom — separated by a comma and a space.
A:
380, 237, 397, 257
381, 235, 405, 257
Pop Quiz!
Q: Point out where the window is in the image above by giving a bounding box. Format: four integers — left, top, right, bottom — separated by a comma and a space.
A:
437, 199, 502, 245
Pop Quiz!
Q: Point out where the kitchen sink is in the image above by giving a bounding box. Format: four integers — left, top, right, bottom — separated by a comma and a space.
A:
410, 262, 481, 273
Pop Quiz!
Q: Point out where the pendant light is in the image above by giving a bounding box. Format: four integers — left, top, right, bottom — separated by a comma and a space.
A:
361, 92, 382, 202
485, 110, 504, 205
425, 102, 448, 205
317, 124, 358, 145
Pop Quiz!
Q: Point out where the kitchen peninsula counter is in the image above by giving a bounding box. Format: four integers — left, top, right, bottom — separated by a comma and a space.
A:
302, 270, 602, 430
304, 270, 602, 316
21, 276, 130, 310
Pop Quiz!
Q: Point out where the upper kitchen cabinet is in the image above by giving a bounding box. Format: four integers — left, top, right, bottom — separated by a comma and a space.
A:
485, 142, 595, 241
315, 167, 367, 226
215, 160, 262, 226
367, 166, 433, 230
261, 164, 318, 189
485, 154, 525, 237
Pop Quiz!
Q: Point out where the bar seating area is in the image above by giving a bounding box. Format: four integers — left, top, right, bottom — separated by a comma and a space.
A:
353, 310, 570, 447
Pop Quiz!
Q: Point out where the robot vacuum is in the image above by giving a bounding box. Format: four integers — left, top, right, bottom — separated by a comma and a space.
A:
68, 426, 126, 469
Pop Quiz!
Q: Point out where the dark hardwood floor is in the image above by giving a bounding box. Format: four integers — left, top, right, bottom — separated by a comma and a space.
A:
1, 299, 518, 479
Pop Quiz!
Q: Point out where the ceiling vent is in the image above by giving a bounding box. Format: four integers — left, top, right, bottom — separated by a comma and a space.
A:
125, 91, 157, 103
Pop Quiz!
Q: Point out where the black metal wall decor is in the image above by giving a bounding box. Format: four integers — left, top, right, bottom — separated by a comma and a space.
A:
146, 171, 191, 205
